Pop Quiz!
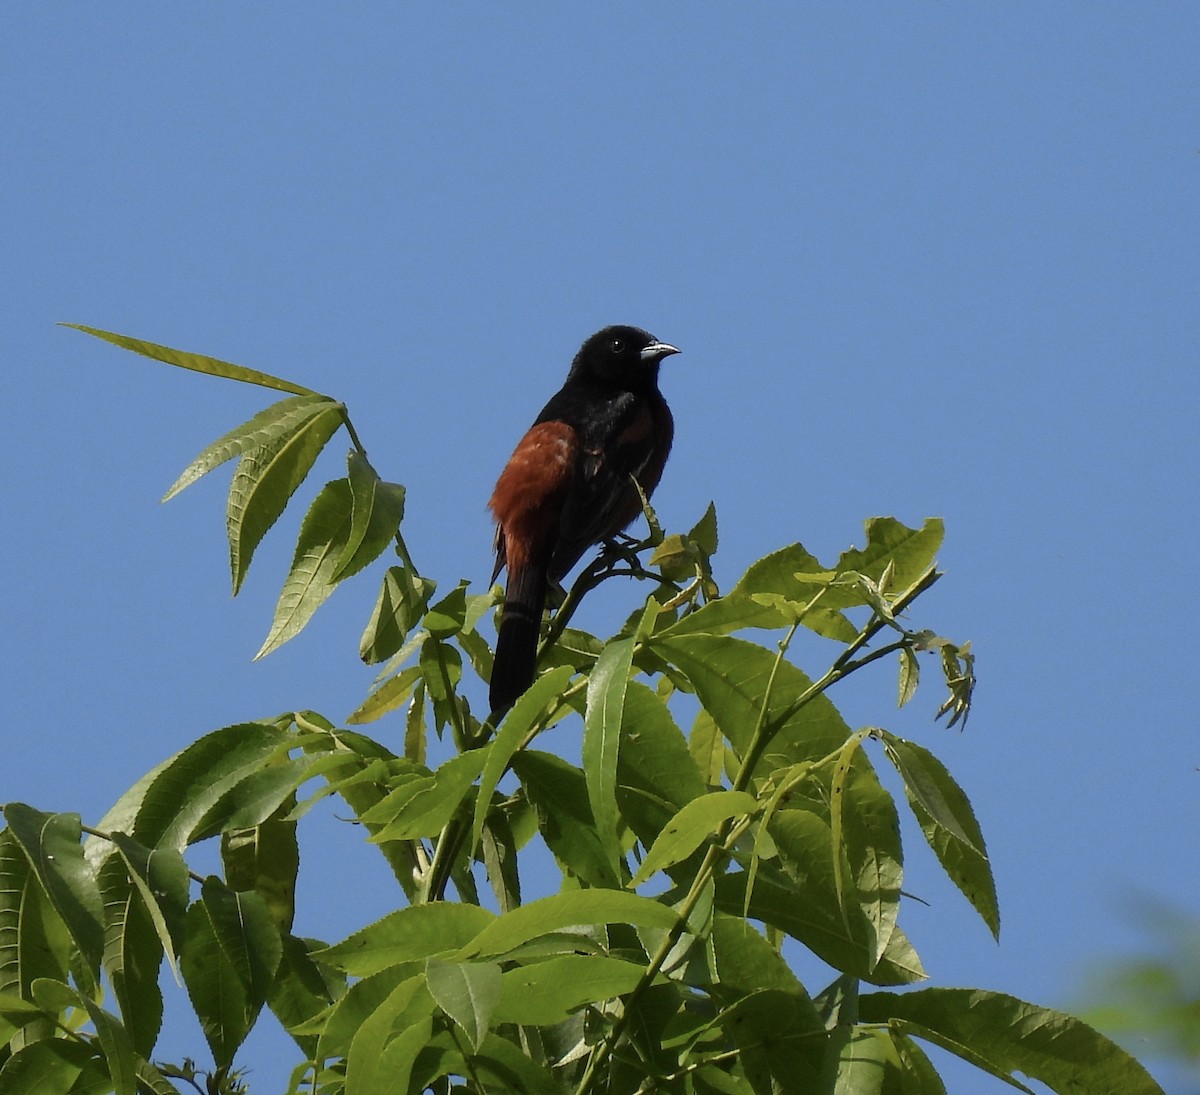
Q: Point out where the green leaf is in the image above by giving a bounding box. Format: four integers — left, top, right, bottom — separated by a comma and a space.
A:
654, 633, 851, 776
422, 580, 470, 639
879, 732, 998, 938
89, 721, 291, 854
858, 988, 1165, 1095
462, 889, 678, 960
347, 665, 423, 725
833, 517, 943, 592
359, 566, 436, 664
2, 805, 106, 977
162, 395, 334, 501
226, 401, 344, 594
426, 957, 501, 1050
714, 988, 826, 1092
344, 975, 434, 1095
64, 324, 320, 395
107, 834, 189, 979
511, 751, 620, 887
33, 979, 140, 1095
0, 1036, 98, 1095
717, 845, 925, 986
95, 838, 184, 1054
269, 933, 343, 1054
616, 682, 707, 853
889, 1030, 948, 1093
471, 665, 575, 857
583, 632, 639, 884
897, 647, 919, 708
0, 828, 72, 1003
220, 810, 300, 934
255, 477, 355, 658
335, 450, 406, 581
629, 791, 757, 888
191, 753, 340, 843
711, 915, 822, 1024
306, 962, 413, 1051
664, 542, 855, 641
199, 878, 282, 1014
180, 897, 252, 1070
319, 903, 495, 976
493, 954, 648, 1025
689, 501, 719, 556
821, 1024, 890, 1095
363, 751, 485, 842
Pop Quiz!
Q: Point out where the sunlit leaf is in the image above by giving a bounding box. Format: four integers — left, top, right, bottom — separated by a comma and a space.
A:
227, 403, 343, 594
426, 957, 501, 1050
64, 324, 320, 395
336, 450, 406, 581
319, 904, 495, 977
583, 630, 640, 884
462, 889, 678, 960
471, 666, 575, 856
359, 567, 436, 664
879, 732, 998, 939
256, 477, 355, 658
492, 954, 648, 1026
159, 394, 333, 503
859, 988, 1164, 1095
629, 791, 756, 888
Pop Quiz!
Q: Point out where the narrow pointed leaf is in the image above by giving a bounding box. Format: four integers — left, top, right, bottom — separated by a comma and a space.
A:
162, 395, 334, 501
583, 630, 640, 882
471, 665, 574, 856
33, 979, 139, 1095
880, 732, 998, 938
335, 450, 406, 581
255, 477, 355, 658
345, 975, 434, 1095
822, 1025, 889, 1095
364, 751, 485, 842
859, 988, 1165, 1095
108, 835, 189, 976
63, 324, 320, 395
359, 566, 437, 664
220, 810, 300, 934
0, 1037, 98, 1094
347, 665, 423, 724
462, 889, 677, 960
227, 403, 344, 594
615, 682, 707, 855
629, 791, 756, 888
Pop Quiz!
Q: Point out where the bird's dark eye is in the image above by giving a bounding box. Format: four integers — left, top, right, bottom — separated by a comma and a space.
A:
610, 338, 624, 354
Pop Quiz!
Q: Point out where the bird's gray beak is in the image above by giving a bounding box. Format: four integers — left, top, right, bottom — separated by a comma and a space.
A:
641, 341, 681, 362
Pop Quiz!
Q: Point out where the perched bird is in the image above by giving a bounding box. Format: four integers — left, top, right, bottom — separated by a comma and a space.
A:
487, 325, 680, 713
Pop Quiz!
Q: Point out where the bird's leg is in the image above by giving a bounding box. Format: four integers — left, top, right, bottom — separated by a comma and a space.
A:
596, 532, 644, 574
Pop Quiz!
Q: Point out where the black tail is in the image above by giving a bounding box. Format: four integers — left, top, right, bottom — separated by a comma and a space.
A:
490, 563, 546, 714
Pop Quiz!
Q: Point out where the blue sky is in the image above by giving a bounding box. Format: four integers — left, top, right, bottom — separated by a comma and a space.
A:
4, 6, 1197, 1091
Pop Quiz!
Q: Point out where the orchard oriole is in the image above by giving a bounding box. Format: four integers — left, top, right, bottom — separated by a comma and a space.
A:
488, 325, 680, 713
